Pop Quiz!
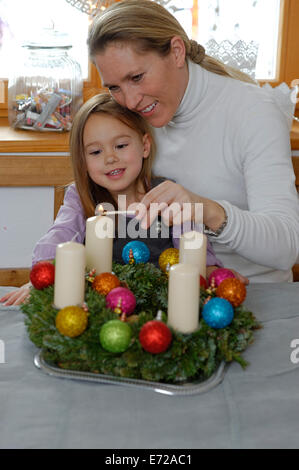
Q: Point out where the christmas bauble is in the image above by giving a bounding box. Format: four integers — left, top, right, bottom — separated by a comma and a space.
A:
208, 268, 236, 287
122, 241, 150, 264
30, 261, 55, 290
139, 320, 172, 354
92, 272, 120, 296
99, 319, 132, 353
158, 248, 179, 274
56, 306, 88, 338
202, 297, 234, 329
106, 287, 136, 316
216, 278, 247, 307
200, 275, 207, 289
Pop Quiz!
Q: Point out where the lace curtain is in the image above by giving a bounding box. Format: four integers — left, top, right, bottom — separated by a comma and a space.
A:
205, 39, 259, 79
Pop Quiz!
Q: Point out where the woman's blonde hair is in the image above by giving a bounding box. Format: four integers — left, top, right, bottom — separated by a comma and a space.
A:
70, 92, 156, 219
88, 0, 256, 85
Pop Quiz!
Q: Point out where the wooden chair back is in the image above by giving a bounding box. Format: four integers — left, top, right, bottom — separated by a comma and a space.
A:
0, 154, 73, 286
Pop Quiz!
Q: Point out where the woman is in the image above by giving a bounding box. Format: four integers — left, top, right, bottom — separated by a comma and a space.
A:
87, 0, 299, 282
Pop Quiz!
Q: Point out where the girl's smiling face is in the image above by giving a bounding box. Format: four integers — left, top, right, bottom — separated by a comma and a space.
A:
84, 112, 150, 204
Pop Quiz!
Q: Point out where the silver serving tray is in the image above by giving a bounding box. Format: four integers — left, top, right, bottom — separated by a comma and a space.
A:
34, 350, 226, 396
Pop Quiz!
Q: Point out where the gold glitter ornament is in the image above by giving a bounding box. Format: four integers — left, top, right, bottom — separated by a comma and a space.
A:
158, 248, 179, 274
56, 306, 88, 338
92, 272, 120, 296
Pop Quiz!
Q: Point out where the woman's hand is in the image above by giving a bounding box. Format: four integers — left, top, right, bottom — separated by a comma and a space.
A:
136, 180, 196, 228
229, 269, 249, 285
136, 180, 226, 231
0, 282, 32, 306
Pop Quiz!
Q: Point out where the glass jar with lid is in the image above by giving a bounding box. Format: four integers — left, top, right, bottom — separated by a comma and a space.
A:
8, 29, 83, 131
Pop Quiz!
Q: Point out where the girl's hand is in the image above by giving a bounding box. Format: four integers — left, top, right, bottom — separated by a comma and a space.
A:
206, 266, 249, 285
0, 282, 32, 306
136, 180, 226, 231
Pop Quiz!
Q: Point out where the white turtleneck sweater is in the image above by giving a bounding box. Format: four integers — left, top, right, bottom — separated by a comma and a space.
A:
153, 60, 299, 282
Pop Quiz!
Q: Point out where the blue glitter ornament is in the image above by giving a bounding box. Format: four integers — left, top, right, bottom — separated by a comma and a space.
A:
202, 297, 234, 329
122, 241, 150, 264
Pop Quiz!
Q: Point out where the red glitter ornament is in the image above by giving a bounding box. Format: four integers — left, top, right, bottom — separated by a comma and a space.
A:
200, 275, 207, 289
139, 320, 172, 354
30, 262, 55, 290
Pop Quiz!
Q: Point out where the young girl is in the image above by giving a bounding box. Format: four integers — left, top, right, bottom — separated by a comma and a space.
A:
1, 93, 246, 306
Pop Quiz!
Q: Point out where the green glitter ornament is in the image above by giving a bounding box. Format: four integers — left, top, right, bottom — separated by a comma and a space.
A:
99, 319, 132, 353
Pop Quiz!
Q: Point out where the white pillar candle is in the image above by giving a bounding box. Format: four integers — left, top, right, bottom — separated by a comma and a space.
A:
85, 215, 114, 274
179, 231, 207, 279
167, 264, 200, 334
54, 241, 86, 309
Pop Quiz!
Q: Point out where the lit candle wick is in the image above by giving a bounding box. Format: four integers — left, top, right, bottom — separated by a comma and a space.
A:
95, 204, 136, 217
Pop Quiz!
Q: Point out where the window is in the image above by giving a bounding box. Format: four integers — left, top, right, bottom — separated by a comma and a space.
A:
168, 0, 299, 96
166, 0, 281, 80
0, 0, 299, 116
0, 0, 89, 79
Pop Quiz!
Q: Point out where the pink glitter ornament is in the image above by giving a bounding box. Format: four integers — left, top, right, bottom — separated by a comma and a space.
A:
208, 268, 236, 287
106, 287, 136, 316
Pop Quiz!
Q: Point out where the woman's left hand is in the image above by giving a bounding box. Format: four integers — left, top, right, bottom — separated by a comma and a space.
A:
136, 180, 201, 229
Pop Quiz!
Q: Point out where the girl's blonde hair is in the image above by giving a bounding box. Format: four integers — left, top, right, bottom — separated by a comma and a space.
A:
88, 0, 256, 85
70, 92, 156, 219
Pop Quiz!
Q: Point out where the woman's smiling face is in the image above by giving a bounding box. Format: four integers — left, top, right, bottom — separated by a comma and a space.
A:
94, 38, 189, 128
